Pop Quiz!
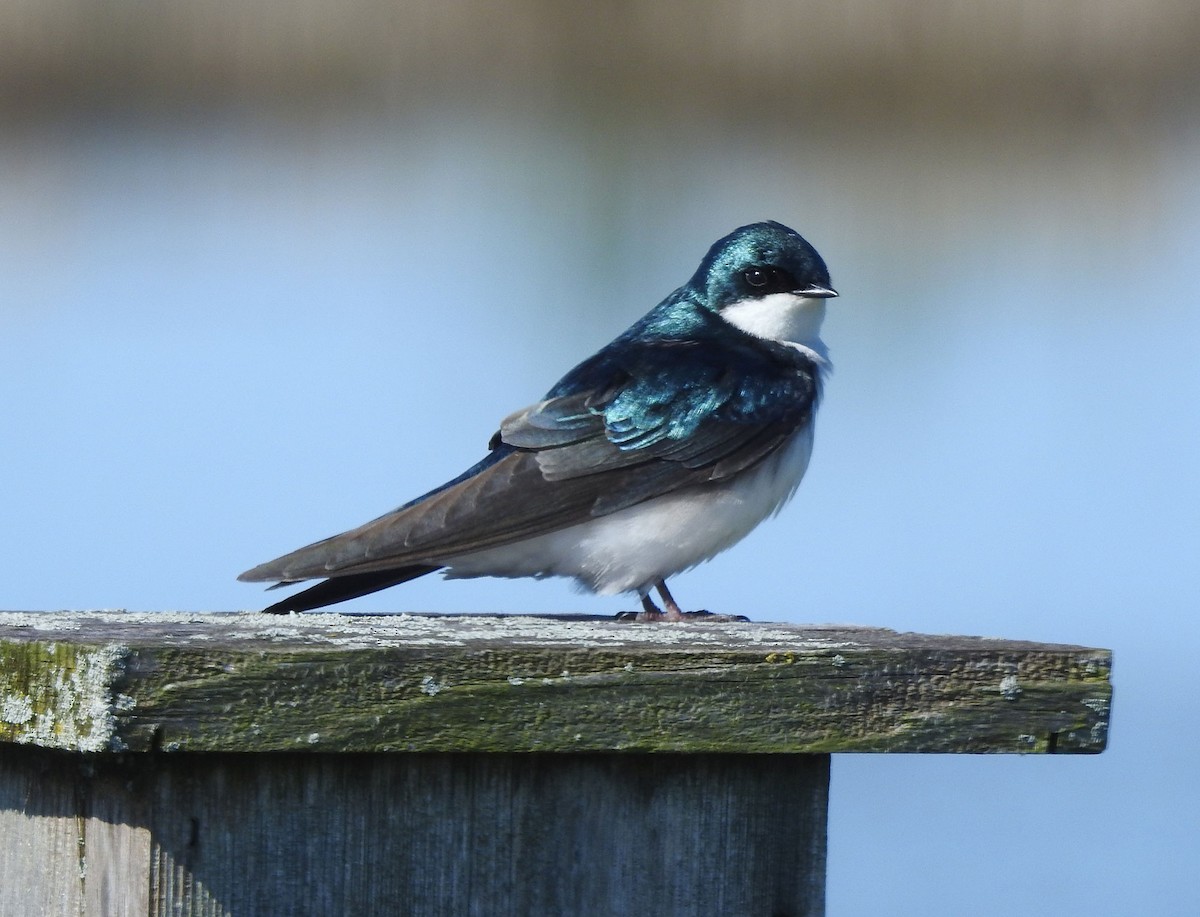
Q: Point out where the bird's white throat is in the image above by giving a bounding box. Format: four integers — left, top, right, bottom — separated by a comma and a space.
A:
720, 292, 828, 355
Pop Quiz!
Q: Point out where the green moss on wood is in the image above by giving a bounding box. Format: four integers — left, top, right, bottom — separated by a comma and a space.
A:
0, 613, 1112, 755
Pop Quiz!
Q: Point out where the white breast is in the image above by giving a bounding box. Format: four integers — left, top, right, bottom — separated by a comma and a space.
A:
441, 423, 815, 596
443, 291, 829, 597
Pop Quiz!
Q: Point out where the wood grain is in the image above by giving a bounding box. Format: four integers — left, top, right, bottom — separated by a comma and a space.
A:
0, 612, 1112, 915
1, 746, 828, 917
0, 612, 1111, 756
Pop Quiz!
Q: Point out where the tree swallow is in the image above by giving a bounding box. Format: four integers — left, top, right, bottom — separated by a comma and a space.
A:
239, 221, 836, 620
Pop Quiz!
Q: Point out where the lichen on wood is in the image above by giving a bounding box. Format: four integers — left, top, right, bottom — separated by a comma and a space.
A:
0, 611, 1111, 755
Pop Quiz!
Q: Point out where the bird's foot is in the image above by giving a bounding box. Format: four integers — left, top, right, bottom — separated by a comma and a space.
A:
615, 584, 751, 623
615, 608, 677, 622
614, 609, 750, 623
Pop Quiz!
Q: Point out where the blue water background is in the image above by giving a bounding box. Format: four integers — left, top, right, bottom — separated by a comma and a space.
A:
2, 106, 1197, 914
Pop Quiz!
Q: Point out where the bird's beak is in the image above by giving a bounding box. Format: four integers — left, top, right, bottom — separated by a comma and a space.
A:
798, 284, 838, 299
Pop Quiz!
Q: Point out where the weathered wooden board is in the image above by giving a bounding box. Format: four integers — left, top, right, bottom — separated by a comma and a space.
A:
0, 745, 828, 917
0, 611, 1111, 755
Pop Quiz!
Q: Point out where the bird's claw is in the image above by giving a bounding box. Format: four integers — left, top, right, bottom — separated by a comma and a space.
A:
614, 609, 750, 623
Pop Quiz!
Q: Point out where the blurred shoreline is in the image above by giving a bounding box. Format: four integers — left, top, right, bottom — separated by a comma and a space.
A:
2, 1, 1196, 129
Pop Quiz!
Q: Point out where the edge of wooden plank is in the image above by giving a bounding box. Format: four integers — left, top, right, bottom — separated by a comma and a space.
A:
0, 611, 1112, 756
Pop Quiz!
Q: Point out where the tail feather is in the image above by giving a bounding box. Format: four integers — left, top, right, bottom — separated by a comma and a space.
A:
259, 565, 441, 614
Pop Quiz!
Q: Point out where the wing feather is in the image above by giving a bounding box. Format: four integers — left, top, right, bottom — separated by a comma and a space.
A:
239, 303, 821, 585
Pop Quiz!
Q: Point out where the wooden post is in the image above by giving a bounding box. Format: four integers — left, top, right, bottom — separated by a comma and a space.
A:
0, 612, 1111, 917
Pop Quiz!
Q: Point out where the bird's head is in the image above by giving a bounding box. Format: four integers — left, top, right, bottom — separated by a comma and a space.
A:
690, 221, 837, 347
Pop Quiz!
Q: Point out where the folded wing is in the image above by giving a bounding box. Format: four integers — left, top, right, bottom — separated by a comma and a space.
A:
239, 312, 820, 586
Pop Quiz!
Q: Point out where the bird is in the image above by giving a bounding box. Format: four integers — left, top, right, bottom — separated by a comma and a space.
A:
239, 221, 836, 620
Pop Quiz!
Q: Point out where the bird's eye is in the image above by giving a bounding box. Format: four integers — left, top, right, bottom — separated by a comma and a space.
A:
741, 265, 798, 294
